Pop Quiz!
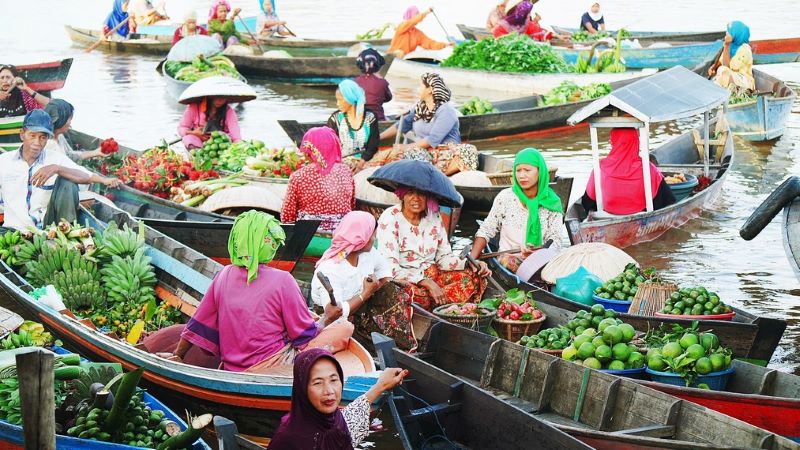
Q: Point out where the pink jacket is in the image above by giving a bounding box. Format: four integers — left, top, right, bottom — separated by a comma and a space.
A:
177, 102, 242, 142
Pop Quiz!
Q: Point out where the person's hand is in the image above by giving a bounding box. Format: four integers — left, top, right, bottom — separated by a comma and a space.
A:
362, 276, 381, 299
232, 7, 241, 16
392, 278, 411, 288
13, 77, 26, 89
420, 278, 446, 305
188, 128, 205, 137
31, 165, 61, 187
0, 91, 10, 101
155, 352, 182, 362
323, 302, 343, 322
377, 367, 408, 392
723, 34, 733, 44
472, 260, 492, 278
708, 66, 717, 77
102, 177, 121, 188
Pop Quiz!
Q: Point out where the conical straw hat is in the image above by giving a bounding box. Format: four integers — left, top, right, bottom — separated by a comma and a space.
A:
541, 243, 637, 284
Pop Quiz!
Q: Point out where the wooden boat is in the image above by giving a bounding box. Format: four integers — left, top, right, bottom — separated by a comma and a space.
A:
254, 35, 391, 57
386, 58, 654, 96
750, 38, 800, 65
554, 40, 723, 70
64, 25, 173, 54
727, 69, 796, 141
375, 320, 798, 449
0, 58, 73, 94
457, 23, 726, 44
564, 66, 733, 248
155, 59, 249, 100
225, 52, 394, 84
0, 203, 378, 436
0, 116, 23, 152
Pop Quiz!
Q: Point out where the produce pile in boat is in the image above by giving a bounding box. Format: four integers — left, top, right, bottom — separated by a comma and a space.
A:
644, 322, 733, 387
163, 54, 241, 82
116, 146, 219, 198
570, 29, 631, 42
1, 320, 55, 350
356, 22, 392, 40
436, 302, 493, 317
593, 263, 660, 302
728, 89, 757, 105
574, 29, 627, 73
660, 286, 732, 316
541, 81, 612, 106
478, 288, 544, 321
241, 147, 307, 178
217, 139, 268, 172
459, 97, 498, 115
664, 173, 688, 184
561, 312, 645, 371
1, 223, 183, 339
442, 34, 573, 74
170, 174, 248, 207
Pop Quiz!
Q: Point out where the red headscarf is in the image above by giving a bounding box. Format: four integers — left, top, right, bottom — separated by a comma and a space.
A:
585, 128, 664, 215
300, 127, 343, 176
208, 0, 231, 20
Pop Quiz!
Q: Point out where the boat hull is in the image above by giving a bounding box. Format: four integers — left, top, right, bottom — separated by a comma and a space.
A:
226, 53, 394, 84
727, 69, 796, 141
458, 24, 726, 44
0, 116, 23, 152
1, 58, 73, 94
555, 41, 723, 70
783, 197, 800, 282
64, 25, 172, 54
751, 38, 800, 64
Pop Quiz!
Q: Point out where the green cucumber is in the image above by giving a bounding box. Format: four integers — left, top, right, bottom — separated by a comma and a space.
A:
54, 366, 82, 380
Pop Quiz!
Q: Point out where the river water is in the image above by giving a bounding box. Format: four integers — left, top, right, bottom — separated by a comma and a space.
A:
1, 0, 800, 446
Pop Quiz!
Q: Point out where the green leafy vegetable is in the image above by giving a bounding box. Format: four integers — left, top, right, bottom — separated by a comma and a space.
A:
459, 97, 498, 115
541, 81, 612, 106
442, 34, 572, 74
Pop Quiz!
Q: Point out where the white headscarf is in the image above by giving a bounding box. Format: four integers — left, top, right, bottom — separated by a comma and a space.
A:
588, 2, 603, 22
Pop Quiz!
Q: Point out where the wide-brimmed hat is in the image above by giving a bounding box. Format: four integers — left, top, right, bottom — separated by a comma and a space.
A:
167, 35, 223, 62
178, 76, 257, 105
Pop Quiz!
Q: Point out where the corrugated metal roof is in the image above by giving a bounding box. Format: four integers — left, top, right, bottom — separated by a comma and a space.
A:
567, 66, 729, 124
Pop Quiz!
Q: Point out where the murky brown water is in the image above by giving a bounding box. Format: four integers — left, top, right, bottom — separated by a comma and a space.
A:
2, 0, 800, 446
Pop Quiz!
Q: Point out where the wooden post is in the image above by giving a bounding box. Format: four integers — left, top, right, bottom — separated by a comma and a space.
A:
702, 110, 710, 177
590, 125, 604, 213
640, 123, 654, 212
16, 349, 56, 450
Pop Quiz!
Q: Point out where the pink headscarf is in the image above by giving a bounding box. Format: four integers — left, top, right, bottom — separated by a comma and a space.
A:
403, 6, 420, 21
208, 0, 231, 20
585, 128, 665, 215
395, 186, 440, 217
316, 211, 376, 267
300, 127, 342, 176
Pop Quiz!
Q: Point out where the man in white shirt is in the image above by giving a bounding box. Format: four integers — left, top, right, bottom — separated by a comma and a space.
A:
0, 110, 120, 231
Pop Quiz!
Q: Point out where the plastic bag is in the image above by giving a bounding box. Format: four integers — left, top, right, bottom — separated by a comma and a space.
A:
553, 266, 603, 306
30, 285, 66, 311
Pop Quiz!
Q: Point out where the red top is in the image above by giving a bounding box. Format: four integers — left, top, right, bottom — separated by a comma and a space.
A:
172, 26, 209, 45
354, 74, 392, 121
280, 163, 355, 232
493, 21, 553, 41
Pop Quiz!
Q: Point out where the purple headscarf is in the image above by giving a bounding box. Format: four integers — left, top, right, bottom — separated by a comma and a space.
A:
268, 349, 353, 450
502, 0, 534, 32
403, 6, 420, 21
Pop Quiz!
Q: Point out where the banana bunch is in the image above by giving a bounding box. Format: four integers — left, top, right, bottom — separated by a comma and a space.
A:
356, 22, 392, 40
14, 233, 50, 268
25, 245, 72, 287
0, 230, 23, 266
101, 248, 157, 307
52, 269, 106, 312
0, 321, 53, 349
26, 246, 105, 312
97, 221, 144, 260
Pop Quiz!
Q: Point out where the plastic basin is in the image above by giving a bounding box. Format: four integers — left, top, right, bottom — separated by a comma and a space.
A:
667, 174, 699, 201
600, 366, 646, 379
592, 294, 632, 313
646, 366, 735, 390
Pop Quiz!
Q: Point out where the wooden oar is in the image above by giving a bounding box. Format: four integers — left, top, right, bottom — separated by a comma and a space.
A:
478, 248, 522, 260
85, 17, 131, 53
431, 10, 454, 43
316, 272, 337, 306
235, 13, 265, 54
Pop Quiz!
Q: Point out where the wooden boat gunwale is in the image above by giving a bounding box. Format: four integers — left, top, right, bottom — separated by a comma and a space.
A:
726, 68, 797, 141
64, 25, 172, 54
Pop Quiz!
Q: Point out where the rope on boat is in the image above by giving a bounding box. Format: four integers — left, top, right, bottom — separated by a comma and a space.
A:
573, 367, 591, 422
513, 346, 531, 398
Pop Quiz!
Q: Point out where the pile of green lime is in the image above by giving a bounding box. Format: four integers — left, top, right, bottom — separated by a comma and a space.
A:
519, 327, 571, 350
660, 287, 733, 316
646, 330, 732, 386
564, 303, 618, 336
593, 263, 659, 302
562, 316, 645, 371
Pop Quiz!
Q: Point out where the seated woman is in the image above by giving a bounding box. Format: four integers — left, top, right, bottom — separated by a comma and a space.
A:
128, 0, 168, 29
172, 10, 208, 45
377, 186, 490, 311
208, 0, 246, 48
581, 128, 676, 216
354, 48, 392, 121
0, 65, 49, 118
709, 21, 755, 93
103, 0, 131, 40
486, 0, 508, 32
312, 211, 417, 350
377, 73, 478, 176
471, 149, 563, 272
44, 99, 115, 163
269, 349, 407, 450
327, 80, 380, 173
165, 211, 354, 371
257, 0, 291, 37
388, 6, 452, 58
492, 0, 549, 41
281, 127, 355, 233
580, 2, 605, 34
177, 96, 241, 149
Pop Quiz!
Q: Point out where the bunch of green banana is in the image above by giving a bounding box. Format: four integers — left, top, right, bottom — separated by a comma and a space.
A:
0, 321, 53, 349
356, 22, 392, 40
101, 248, 157, 307
52, 269, 106, 312
25, 245, 71, 287
601, 29, 627, 74
97, 221, 145, 260
0, 377, 21, 424
0, 230, 22, 266
26, 246, 105, 312
1, 329, 33, 349
14, 233, 50, 268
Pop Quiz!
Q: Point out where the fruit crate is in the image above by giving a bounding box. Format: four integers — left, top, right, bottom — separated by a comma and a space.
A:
494, 314, 547, 342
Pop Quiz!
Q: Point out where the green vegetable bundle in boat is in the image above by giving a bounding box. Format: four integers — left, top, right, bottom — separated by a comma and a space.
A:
459, 97, 498, 115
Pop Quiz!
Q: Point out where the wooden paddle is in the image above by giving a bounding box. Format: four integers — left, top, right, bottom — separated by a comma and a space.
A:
316, 272, 337, 306
234, 12, 265, 54
85, 17, 131, 53
430, 10, 454, 44
478, 248, 522, 260
459, 246, 505, 293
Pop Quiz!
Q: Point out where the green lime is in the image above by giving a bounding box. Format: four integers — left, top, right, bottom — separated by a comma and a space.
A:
583, 328, 598, 337
670, 292, 681, 301
573, 335, 591, 349
627, 351, 645, 369
598, 318, 617, 333
604, 309, 617, 319
662, 342, 683, 359
695, 357, 713, 375
607, 360, 626, 371
592, 336, 606, 348
591, 315, 603, 327
562, 345, 578, 361
697, 383, 711, 390
575, 326, 586, 335
700, 333, 719, 351
590, 304, 605, 316
583, 357, 602, 370
647, 354, 666, 371
618, 323, 636, 343
577, 342, 596, 360
595, 345, 613, 363
685, 344, 706, 360
709, 353, 725, 371
612, 342, 631, 362
602, 325, 623, 345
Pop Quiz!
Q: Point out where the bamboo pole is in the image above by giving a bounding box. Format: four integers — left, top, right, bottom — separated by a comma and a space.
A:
17, 349, 56, 450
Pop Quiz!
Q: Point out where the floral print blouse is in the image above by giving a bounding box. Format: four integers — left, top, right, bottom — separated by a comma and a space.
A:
476, 188, 563, 252
343, 394, 371, 447
377, 205, 465, 283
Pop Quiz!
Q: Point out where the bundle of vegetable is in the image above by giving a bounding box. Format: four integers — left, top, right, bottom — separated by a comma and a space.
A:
436, 302, 492, 316
442, 34, 572, 74
117, 146, 217, 198
0, 321, 55, 350
729, 89, 757, 105
563, 303, 617, 336
574, 29, 627, 74
242, 147, 306, 178
168, 54, 241, 83
459, 97, 498, 115
594, 263, 659, 302
645, 322, 732, 386
100, 138, 119, 155
571, 30, 611, 42
356, 22, 392, 40
660, 286, 732, 316
192, 131, 231, 171
541, 81, 612, 106
170, 173, 248, 207
519, 327, 571, 350
0, 230, 23, 266
83, 150, 124, 176
562, 316, 644, 371
218, 139, 267, 172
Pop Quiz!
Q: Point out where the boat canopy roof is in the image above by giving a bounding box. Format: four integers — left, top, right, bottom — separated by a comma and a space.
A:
567, 66, 729, 125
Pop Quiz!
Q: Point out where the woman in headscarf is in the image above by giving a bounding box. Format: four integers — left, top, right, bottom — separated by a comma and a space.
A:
377, 184, 490, 311
580, 2, 605, 34
269, 349, 407, 450
354, 48, 392, 121
0, 65, 49, 118
127, 0, 168, 29
581, 128, 676, 216
172, 10, 208, 45
43, 99, 116, 164
471, 149, 563, 272
709, 21, 755, 92
311, 211, 417, 351
208, 0, 246, 48
281, 127, 355, 233
177, 96, 241, 149
388, 6, 453, 58
166, 211, 355, 371
103, 0, 131, 39
327, 80, 380, 173
492, 0, 549, 41
257, 0, 291, 37
486, 0, 508, 32
378, 73, 478, 176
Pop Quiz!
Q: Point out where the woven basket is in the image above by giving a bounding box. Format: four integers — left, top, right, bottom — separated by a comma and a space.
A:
494, 313, 547, 342
629, 282, 679, 316
433, 303, 494, 332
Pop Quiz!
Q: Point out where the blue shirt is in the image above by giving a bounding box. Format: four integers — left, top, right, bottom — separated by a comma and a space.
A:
400, 103, 461, 147
580, 12, 604, 32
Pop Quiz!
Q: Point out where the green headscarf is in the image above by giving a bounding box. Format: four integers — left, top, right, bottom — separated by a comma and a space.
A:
227, 210, 286, 284
511, 148, 563, 246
